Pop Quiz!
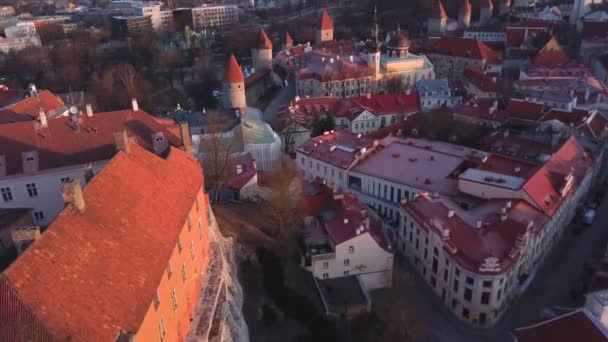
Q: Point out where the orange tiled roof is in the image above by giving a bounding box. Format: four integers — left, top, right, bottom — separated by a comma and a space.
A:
319, 9, 333, 30
257, 28, 272, 50
285, 31, 293, 45
0, 90, 65, 124
223, 54, 245, 84
0, 109, 184, 176
0, 144, 203, 341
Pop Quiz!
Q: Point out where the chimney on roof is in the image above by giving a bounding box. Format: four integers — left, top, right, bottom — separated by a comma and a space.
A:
366, 92, 371, 99
476, 220, 482, 229
22, 151, 39, 174
501, 214, 507, 221
131, 98, 139, 112
28, 83, 38, 99
39, 109, 47, 128
448, 210, 455, 218
152, 132, 169, 155
515, 167, 521, 173
344, 218, 349, 224
85, 104, 93, 117
585, 86, 591, 101
11, 226, 41, 256
506, 200, 512, 208
62, 179, 86, 212
179, 122, 192, 153
114, 130, 130, 154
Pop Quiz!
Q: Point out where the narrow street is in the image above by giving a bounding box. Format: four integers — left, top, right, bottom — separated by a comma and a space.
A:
262, 81, 295, 124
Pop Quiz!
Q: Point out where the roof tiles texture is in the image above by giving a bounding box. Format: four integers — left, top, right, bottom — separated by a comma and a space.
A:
0, 109, 183, 176
319, 9, 333, 30
0, 144, 203, 341
513, 309, 608, 342
223, 54, 245, 84
0, 90, 65, 124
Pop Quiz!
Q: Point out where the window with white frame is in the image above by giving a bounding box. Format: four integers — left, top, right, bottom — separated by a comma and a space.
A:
348, 246, 354, 254
322, 273, 329, 279
1, 187, 13, 202
344, 259, 350, 266
322, 261, 328, 269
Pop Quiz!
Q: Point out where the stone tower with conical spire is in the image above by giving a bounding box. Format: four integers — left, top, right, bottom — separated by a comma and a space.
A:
223, 54, 246, 110
316, 9, 334, 46
459, 0, 472, 28
252, 27, 273, 71
284, 31, 293, 49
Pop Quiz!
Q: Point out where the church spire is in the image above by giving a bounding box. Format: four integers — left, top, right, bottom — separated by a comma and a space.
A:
371, 4, 380, 49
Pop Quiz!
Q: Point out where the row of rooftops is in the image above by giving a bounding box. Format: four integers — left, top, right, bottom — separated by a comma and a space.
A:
278, 92, 421, 129
411, 37, 503, 64
298, 130, 593, 275
430, 0, 498, 20
302, 179, 390, 253
0, 99, 189, 177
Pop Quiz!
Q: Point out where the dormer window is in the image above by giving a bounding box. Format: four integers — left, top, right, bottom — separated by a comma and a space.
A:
22, 150, 39, 174
236, 164, 243, 175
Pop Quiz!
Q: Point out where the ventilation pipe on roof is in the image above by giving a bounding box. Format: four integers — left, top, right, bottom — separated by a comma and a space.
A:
84, 163, 94, 184
39, 109, 47, 128
61, 179, 85, 212
85, 104, 93, 117
131, 98, 139, 112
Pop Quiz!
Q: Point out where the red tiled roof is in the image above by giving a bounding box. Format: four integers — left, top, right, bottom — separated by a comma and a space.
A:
0, 89, 24, 109
304, 180, 390, 251
226, 152, 257, 190
582, 21, 608, 39
298, 51, 374, 82
297, 130, 376, 170
351, 92, 421, 116
223, 54, 244, 84
506, 99, 545, 121
282, 93, 420, 129
513, 309, 608, 342
464, 67, 500, 93
402, 194, 544, 275
257, 28, 272, 50
453, 103, 509, 123
533, 37, 570, 66
0, 144, 203, 341
0, 109, 183, 176
319, 9, 333, 30
422, 37, 503, 64
0, 90, 65, 124
505, 22, 552, 48
523, 136, 592, 216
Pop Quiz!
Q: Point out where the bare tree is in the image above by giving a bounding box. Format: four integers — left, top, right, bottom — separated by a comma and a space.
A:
199, 110, 239, 203
276, 112, 299, 153
263, 156, 303, 239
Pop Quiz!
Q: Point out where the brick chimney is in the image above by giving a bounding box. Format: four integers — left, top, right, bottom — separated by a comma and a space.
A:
114, 130, 130, 153
131, 98, 139, 112
62, 179, 86, 211
39, 109, 47, 127
85, 104, 93, 117
179, 122, 192, 152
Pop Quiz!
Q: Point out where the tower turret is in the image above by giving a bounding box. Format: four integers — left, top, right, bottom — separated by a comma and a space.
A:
316, 9, 334, 46
223, 54, 246, 110
252, 28, 273, 71
284, 31, 293, 49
